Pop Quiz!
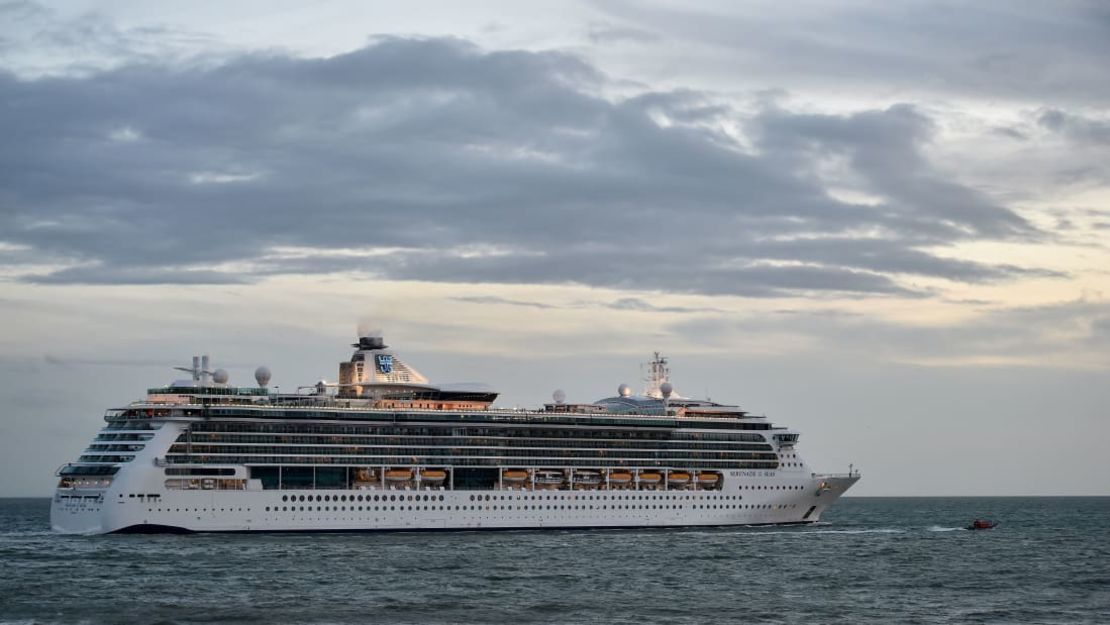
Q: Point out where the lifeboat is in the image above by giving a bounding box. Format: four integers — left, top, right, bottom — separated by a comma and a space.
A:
353, 468, 377, 484
384, 468, 414, 485
419, 469, 447, 486
502, 469, 529, 486
638, 471, 662, 488
667, 472, 691, 488
967, 519, 998, 530
574, 470, 602, 488
534, 470, 565, 489
696, 472, 720, 488
607, 471, 633, 487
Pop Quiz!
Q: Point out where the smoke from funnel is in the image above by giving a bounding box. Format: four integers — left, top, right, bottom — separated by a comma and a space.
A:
356, 316, 382, 339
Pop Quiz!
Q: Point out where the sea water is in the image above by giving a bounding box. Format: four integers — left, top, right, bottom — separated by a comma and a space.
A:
1, 497, 1108, 624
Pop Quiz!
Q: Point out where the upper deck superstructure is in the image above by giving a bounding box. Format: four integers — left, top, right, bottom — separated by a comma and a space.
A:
51, 332, 859, 534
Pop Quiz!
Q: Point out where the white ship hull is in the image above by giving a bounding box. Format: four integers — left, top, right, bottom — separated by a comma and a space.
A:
52, 474, 858, 534
50, 342, 861, 535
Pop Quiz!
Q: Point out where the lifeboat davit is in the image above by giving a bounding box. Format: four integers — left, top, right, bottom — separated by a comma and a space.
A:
353, 468, 378, 484
667, 472, 691, 487
638, 472, 662, 487
574, 470, 602, 488
419, 469, 447, 485
534, 470, 565, 489
384, 468, 414, 485
967, 519, 998, 530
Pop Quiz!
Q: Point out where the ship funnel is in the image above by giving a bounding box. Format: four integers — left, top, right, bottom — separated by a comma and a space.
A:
356, 336, 387, 350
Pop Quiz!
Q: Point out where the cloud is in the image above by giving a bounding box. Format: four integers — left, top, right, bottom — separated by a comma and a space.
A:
1037, 108, 1110, 145
668, 298, 1110, 367
603, 297, 723, 313
587, 24, 661, 45
0, 35, 1054, 297
593, 1, 1110, 106
450, 295, 722, 313
0, 0, 223, 78
451, 296, 559, 310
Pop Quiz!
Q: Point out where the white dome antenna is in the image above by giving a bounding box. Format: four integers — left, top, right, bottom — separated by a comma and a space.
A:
618, 383, 632, 397
212, 369, 229, 385
553, 389, 566, 404
254, 366, 272, 388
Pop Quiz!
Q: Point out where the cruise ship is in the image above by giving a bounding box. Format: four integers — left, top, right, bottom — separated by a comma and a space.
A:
51, 333, 860, 534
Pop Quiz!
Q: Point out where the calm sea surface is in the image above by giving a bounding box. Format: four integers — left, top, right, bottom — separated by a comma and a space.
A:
1, 497, 1108, 624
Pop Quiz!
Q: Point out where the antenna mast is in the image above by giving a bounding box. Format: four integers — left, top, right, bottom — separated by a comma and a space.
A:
643, 351, 670, 398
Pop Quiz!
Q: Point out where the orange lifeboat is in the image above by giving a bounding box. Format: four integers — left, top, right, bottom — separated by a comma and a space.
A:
638, 471, 662, 488
502, 469, 529, 486
696, 472, 720, 487
607, 471, 633, 487
419, 469, 446, 485
384, 468, 413, 485
667, 472, 691, 487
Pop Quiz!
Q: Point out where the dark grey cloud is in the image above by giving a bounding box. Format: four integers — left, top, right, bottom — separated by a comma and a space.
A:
0, 36, 1051, 296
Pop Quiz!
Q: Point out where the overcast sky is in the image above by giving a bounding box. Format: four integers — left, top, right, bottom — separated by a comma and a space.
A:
2, 0, 1108, 497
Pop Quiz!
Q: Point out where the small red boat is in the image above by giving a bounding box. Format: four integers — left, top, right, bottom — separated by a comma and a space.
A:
967, 519, 998, 530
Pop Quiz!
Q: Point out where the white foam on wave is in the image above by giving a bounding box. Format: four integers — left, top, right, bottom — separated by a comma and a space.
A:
927, 525, 966, 532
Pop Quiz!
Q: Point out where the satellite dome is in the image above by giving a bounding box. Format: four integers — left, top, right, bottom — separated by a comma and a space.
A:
212, 368, 229, 384
618, 383, 632, 397
660, 382, 674, 399
254, 366, 272, 388
553, 389, 566, 404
